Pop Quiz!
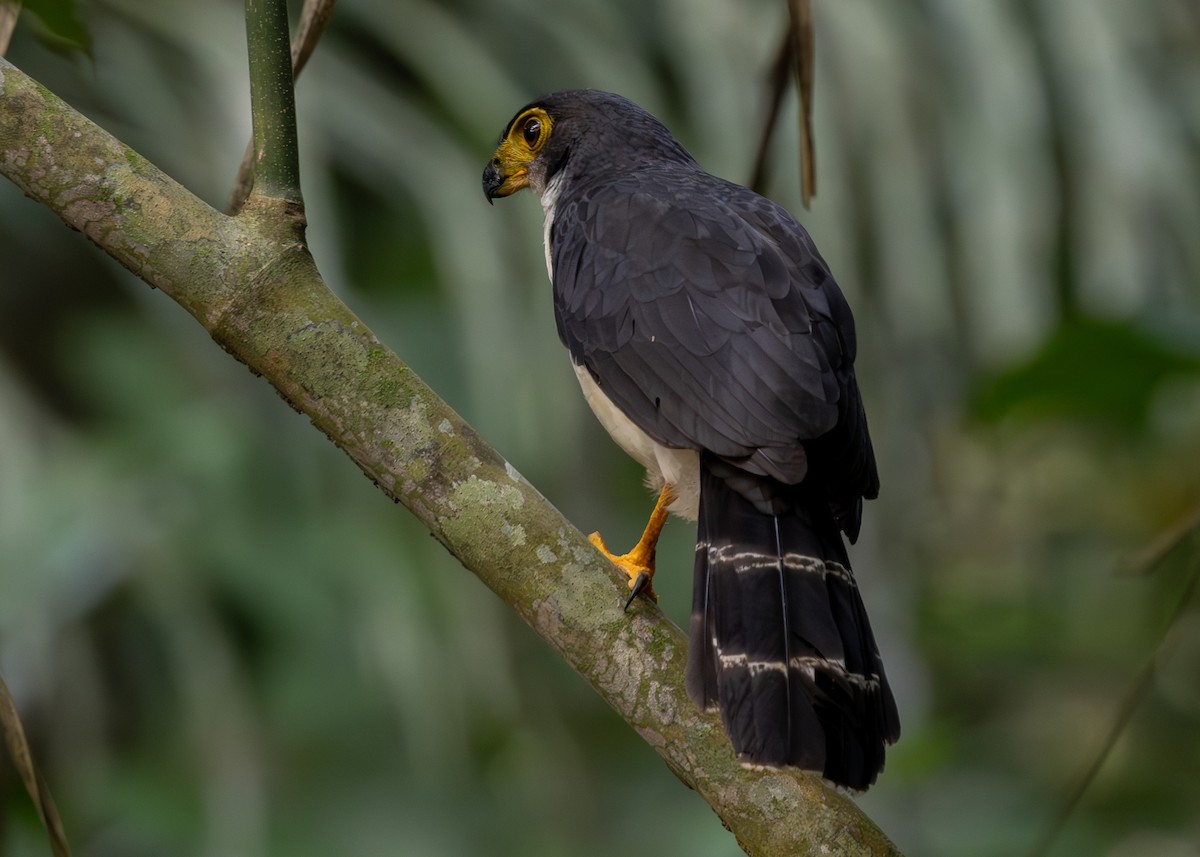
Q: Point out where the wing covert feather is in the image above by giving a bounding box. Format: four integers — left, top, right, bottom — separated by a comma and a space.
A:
551, 171, 871, 496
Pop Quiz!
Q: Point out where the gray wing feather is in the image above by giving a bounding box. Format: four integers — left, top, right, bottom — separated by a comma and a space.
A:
552, 171, 871, 499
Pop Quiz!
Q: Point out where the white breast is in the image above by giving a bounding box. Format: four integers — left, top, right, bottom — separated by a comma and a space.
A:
539, 176, 700, 520
573, 364, 700, 521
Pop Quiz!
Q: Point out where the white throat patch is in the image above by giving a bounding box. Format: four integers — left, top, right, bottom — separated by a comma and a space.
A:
539, 171, 567, 281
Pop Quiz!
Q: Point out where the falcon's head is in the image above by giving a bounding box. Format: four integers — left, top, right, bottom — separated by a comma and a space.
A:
482, 90, 697, 203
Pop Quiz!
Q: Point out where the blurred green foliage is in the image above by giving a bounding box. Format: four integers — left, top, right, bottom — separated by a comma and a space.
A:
972, 318, 1200, 431
2, 1, 1200, 855
15, 0, 90, 55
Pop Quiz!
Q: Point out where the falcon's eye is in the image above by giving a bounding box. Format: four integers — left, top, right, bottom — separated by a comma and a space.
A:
508, 108, 552, 152
522, 118, 542, 147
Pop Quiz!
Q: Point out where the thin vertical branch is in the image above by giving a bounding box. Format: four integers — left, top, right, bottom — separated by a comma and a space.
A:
229, 0, 337, 215
244, 0, 303, 207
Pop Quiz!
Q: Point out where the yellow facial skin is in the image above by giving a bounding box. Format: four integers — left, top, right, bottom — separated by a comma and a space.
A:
485, 107, 553, 199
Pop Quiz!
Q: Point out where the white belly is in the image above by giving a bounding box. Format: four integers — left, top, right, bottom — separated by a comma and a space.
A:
573, 363, 700, 521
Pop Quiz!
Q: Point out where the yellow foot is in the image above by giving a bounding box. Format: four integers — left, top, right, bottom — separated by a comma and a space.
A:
588, 531, 659, 606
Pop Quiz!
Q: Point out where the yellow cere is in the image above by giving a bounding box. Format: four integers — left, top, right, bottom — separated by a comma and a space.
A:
488, 108, 553, 197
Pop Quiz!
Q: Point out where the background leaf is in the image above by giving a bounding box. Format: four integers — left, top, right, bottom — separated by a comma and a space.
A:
20, 0, 89, 55
971, 318, 1200, 431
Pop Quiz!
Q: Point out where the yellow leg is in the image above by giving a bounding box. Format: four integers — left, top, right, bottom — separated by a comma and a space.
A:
589, 485, 675, 606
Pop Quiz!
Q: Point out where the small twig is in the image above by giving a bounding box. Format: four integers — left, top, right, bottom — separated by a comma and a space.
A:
1, 673, 72, 857
0, 1, 20, 57
1119, 504, 1200, 577
292, 0, 337, 78
750, 4, 817, 207
787, 0, 816, 208
1026, 554, 1200, 857
748, 29, 793, 195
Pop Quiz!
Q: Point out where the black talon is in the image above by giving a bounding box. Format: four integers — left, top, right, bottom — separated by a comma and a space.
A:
623, 571, 651, 611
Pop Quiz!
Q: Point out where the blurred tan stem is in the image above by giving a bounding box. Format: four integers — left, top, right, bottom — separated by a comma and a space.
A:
0, 673, 71, 857
788, 0, 816, 207
0, 2, 20, 57
748, 29, 792, 195
749, 5, 815, 206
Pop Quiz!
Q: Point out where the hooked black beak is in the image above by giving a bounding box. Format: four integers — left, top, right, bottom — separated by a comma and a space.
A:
482, 160, 502, 205
482, 151, 529, 204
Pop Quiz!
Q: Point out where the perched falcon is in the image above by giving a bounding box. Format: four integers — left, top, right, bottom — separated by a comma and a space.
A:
483, 90, 900, 790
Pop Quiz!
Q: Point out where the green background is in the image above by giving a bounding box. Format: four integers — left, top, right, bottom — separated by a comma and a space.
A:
2, 1, 1199, 855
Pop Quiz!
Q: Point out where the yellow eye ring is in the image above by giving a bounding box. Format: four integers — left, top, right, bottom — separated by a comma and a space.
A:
510, 108, 551, 152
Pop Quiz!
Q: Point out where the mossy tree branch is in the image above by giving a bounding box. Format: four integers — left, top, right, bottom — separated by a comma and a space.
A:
0, 52, 903, 857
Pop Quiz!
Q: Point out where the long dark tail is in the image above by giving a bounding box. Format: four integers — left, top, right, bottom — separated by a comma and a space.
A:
685, 460, 900, 790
